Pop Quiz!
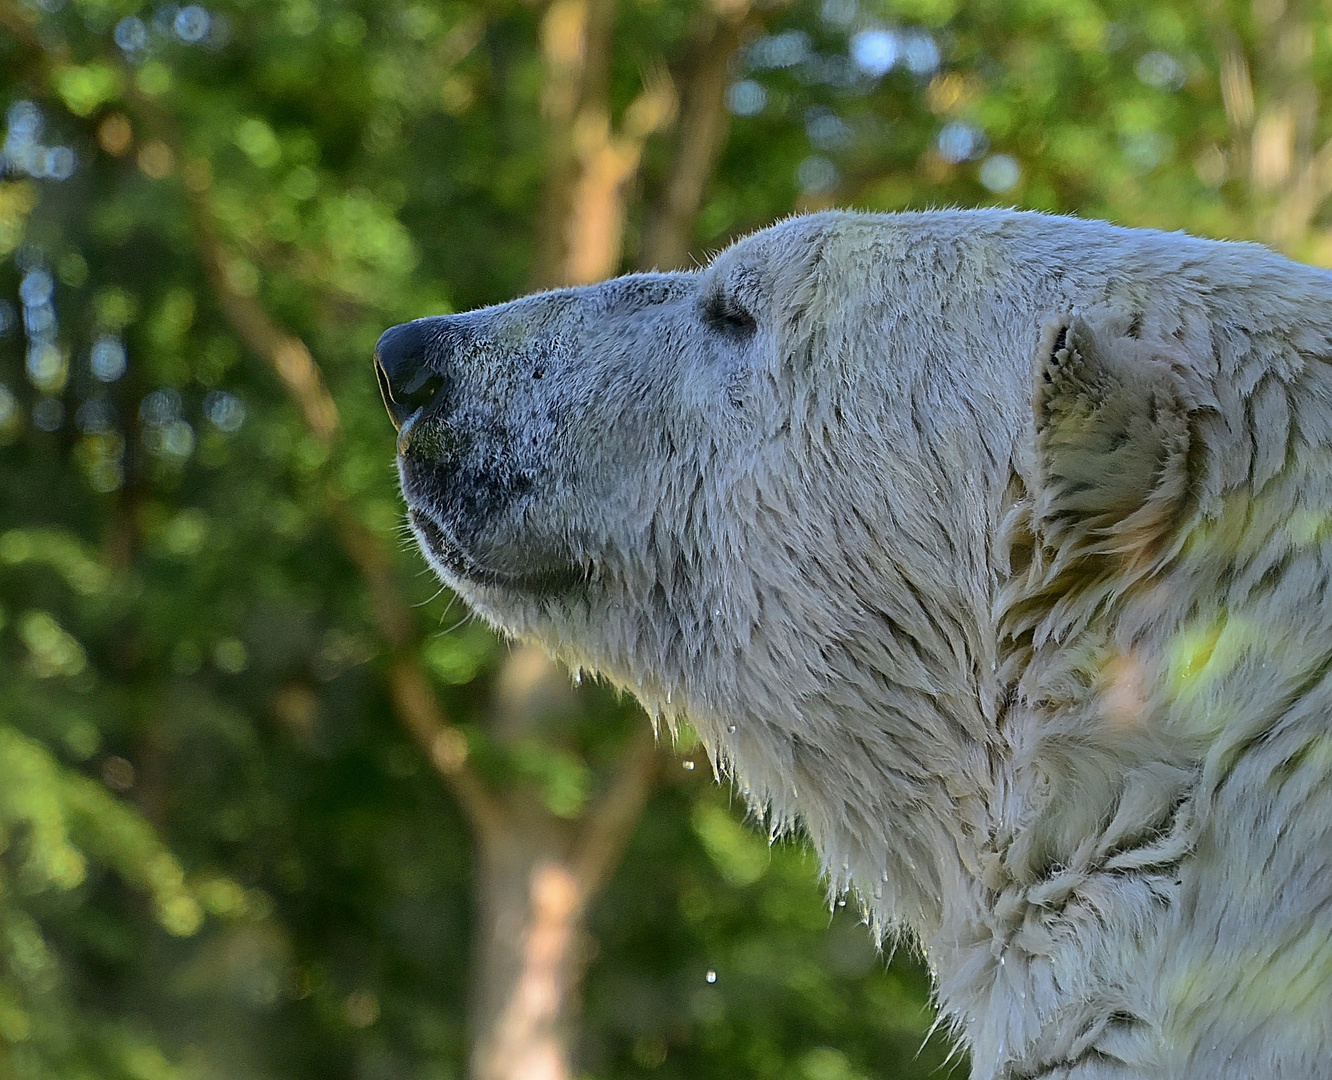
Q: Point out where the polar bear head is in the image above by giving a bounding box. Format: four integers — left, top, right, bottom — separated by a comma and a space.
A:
380, 211, 1035, 765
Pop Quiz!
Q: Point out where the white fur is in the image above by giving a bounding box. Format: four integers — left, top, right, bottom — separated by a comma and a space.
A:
398, 210, 1332, 1078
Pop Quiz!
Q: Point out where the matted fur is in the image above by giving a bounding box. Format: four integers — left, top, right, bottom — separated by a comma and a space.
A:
384, 210, 1332, 1078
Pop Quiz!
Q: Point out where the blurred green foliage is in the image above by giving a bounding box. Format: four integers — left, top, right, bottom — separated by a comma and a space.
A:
0, 0, 1323, 1076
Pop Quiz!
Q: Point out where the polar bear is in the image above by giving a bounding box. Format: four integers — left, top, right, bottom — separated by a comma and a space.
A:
375, 210, 1332, 1079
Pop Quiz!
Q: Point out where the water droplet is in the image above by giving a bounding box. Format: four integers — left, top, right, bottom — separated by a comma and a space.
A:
836, 898, 847, 907
665, 691, 671, 704
705, 970, 717, 983
682, 760, 695, 771
726, 724, 736, 734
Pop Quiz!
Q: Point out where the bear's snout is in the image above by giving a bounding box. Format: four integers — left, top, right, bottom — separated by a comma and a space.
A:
381, 306, 584, 595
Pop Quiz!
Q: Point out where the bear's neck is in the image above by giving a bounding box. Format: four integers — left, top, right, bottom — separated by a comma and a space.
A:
681, 557, 1010, 940
691, 469, 1207, 1077
720, 686, 1000, 936
922, 429, 1332, 1078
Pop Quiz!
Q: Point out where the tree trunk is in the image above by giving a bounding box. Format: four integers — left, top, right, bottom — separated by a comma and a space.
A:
529, 0, 621, 289
468, 816, 587, 1080
464, 645, 660, 1080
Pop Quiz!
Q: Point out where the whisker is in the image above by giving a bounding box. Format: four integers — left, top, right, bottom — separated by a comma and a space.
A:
414, 582, 449, 609
436, 592, 459, 624
440, 610, 475, 636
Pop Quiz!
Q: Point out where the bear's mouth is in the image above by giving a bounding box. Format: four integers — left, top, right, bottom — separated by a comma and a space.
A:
406, 504, 587, 597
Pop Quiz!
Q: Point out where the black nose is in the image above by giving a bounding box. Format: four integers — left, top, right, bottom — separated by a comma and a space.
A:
374, 321, 445, 431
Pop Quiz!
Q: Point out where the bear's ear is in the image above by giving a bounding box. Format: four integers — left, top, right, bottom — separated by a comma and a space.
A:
1032, 313, 1195, 557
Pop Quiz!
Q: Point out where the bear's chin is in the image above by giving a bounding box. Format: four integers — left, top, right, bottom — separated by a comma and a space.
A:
407, 505, 586, 599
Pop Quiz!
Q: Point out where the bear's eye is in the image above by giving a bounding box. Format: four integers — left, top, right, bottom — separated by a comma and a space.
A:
702, 290, 757, 337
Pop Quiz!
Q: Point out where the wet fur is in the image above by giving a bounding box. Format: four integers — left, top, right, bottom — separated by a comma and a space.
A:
394, 210, 1332, 1078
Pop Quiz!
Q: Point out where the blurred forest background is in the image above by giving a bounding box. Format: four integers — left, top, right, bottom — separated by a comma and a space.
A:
1, 0, 1331, 1077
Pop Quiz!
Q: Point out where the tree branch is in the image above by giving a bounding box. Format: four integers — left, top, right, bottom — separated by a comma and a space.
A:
189, 209, 340, 443
183, 185, 507, 831
331, 508, 507, 836
570, 723, 660, 901
639, 0, 759, 272
562, 66, 676, 284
